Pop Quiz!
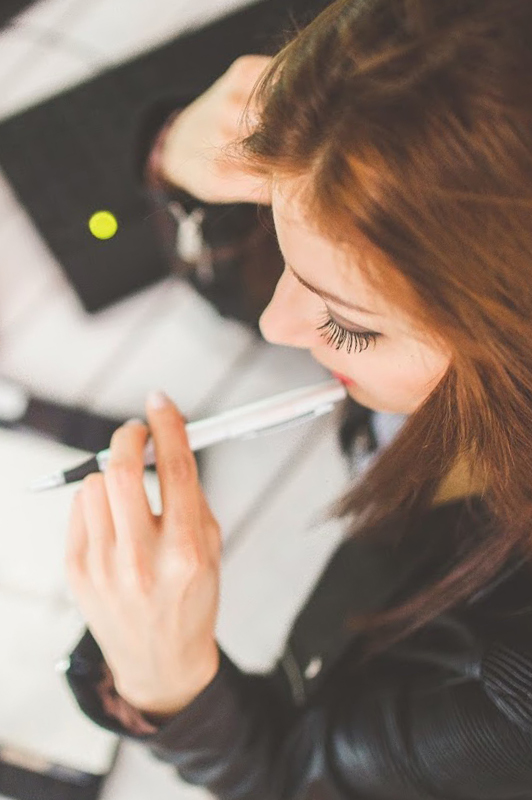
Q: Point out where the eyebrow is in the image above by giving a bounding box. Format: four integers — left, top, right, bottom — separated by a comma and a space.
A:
288, 264, 380, 316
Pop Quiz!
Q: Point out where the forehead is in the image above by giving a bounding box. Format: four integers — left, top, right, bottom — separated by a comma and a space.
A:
270, 181, 442, 346
271, 181, 399, 321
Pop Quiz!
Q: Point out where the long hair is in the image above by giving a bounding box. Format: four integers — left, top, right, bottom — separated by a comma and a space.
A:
238, 0, 532, 650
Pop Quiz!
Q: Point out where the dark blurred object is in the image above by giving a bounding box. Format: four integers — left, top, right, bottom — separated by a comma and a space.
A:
22, 396, 125, 453
338, 399, 378, 464
0, 0, 373, 462
0, 375, 125, 452
145, 171, 284, 331
183, 207, 283, 332
0, 0, 36, 29
0, 0, 331, 314
0, 748, 106, 800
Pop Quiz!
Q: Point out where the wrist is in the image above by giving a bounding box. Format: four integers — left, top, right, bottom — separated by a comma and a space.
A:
146, 108, 183, 187
117, 649, 220, 721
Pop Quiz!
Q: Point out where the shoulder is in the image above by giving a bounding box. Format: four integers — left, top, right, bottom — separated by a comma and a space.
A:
428, 499, 532, 732
419, 496, 532, 614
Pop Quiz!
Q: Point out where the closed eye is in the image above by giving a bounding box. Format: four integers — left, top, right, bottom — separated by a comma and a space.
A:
317, 313, 380, 354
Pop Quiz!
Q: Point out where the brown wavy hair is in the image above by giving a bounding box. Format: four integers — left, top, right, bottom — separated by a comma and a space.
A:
238, 0, 532, 650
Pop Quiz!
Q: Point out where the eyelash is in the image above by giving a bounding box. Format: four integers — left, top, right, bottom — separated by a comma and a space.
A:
317, 313, 379, 354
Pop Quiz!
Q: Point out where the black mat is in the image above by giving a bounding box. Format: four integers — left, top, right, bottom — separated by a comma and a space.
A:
0, 0, 37, 29
0, 758, 105, 800
0, 0, 330, 313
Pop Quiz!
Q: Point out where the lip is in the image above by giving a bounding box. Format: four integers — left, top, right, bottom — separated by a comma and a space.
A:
331, 371, 356, 387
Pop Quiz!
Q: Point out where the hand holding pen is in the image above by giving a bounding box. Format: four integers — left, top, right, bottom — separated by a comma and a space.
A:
66, 390, 222, 718
61, 380, 346, 718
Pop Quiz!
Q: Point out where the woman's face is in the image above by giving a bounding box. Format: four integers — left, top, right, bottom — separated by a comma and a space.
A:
260, 183, 451, 414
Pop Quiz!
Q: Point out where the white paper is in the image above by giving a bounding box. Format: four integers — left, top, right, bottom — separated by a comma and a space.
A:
0, 429, 123, 774
0, 427, 161, 595
0, 594, 117, 775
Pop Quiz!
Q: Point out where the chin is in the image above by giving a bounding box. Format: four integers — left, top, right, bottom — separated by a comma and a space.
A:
344, 383, 372, 408
345, 385, 400, 414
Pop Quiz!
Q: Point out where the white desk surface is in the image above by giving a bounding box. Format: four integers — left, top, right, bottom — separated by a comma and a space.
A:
0, 1, 353, 797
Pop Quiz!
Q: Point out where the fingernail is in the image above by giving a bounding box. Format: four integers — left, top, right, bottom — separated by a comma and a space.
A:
124, 417, 145, 426
147, 390, 171, 409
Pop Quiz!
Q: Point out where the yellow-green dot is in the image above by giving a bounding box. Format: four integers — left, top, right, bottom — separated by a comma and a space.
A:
89, 211, 118, 240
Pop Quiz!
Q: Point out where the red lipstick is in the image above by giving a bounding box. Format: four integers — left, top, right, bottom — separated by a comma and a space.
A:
331, 371, 355, 387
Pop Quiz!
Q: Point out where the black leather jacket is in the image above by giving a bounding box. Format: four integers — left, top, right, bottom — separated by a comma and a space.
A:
66, 496, 532, 799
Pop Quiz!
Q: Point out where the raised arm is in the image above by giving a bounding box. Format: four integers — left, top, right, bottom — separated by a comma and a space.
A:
153, 55, 273, 206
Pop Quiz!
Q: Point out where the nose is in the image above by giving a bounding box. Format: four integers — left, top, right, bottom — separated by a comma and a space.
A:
258, 269, 316, 349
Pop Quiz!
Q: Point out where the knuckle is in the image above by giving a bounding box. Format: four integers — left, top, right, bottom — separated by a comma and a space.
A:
110, 422, 145, 449
106, 458, 141, 486
122, 552, 156, 596
210, 520, 222, 543
65, 548, 85, 582
166, 454, 196, 484
90, 563, 113, 593
172, 407, 187, 426
109, 426, 125, 449
81, 472, 105, 494
159, 406, 186, 433
183, 543, 202, 572
166, 539, 202, 576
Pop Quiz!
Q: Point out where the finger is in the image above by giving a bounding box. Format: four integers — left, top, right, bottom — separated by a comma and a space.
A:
65, 490, 89, 587
104, 420, 154, 547
80, 473, 116, 585
198, 491, 222, 563
145, 391, 200, 530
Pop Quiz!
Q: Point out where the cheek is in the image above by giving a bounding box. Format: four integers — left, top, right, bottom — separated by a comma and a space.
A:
340, 340, 450, 414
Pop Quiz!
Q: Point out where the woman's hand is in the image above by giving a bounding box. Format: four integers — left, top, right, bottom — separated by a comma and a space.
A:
66, 391, 222, 717
160, 54, 273, 205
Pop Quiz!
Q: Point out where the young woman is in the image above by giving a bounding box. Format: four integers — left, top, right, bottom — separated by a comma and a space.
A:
65, 0, 532, 797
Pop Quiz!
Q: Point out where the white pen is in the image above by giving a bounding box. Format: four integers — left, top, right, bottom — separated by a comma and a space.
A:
29, 379, 348, 491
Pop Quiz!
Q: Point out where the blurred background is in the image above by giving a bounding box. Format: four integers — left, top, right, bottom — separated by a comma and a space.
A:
0, 1, 352, 798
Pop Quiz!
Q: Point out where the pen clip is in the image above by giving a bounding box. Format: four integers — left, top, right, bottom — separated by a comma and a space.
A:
240, 403, 335, 440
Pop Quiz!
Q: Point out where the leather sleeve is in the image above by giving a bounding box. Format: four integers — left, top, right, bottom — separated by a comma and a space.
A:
66, 631, 532, 800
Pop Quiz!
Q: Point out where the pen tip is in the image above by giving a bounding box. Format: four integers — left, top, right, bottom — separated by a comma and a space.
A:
28, 472, 65, 492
